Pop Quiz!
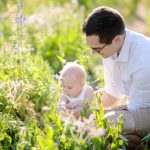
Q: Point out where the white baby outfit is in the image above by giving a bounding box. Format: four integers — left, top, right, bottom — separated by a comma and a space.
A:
65, 85, 88, 102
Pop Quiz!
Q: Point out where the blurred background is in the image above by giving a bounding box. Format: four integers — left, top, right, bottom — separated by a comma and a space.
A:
0, 0, 150, 90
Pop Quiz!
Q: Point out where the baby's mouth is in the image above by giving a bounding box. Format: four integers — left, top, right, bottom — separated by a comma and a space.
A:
65, 93, 70, 97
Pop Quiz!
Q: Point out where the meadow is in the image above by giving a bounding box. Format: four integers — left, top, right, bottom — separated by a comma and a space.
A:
0, 0, 150, 149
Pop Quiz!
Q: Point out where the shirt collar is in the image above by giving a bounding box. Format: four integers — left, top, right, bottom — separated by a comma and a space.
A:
115, 28, 132, 62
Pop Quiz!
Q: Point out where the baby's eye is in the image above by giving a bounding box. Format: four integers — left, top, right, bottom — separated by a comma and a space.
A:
68, 87, 73, 89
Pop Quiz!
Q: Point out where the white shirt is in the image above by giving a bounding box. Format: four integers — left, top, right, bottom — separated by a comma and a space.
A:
65, 85, 88, 102
103, 28, 150, 110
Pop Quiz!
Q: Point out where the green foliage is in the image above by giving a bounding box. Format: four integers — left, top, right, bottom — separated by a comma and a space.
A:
0, 47, 126, 149
1, 21, 12, 41
53, 105, 126, 150
140, 133, 150, 149
1, 0, 150, 149
38, 126, 58, 150
0, 113, 20, 149
0, 50, 60, 114
0, 0, 16, 12
25, 5, 87, 74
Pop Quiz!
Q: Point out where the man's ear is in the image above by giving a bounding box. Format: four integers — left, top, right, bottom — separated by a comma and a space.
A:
113, 35, 122, 43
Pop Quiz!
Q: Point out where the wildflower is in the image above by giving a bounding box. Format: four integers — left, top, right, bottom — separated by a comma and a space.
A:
18, 3, 24, 9
16, 15, 26, 26
72, 0, 78, 5
88, 127, 105, 138
30, 47, 34, 52
20, 126, 26, 135
65, 116, 72, 126
97, 127, 105, 136
89, 114, 96, 121
42, 106, 49, 111
74, 120, 85, 128
0, 32, 2, 39
61, 134, 66, 139
49, 84, 57, 93
83, 116, 96, 128
19, 47, 27, 52
88, 128, 97, 138
70, 125, 76, 131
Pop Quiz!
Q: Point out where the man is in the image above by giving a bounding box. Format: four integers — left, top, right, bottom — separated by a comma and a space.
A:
82, 6, 150, 140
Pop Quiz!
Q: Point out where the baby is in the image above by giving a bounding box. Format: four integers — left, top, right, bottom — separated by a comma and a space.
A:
57, 62, 94, 116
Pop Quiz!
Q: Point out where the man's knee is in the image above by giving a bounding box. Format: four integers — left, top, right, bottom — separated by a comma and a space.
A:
102, 110, 135, 134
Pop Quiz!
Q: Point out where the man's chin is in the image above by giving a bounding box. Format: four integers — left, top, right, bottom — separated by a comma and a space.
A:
101, 54, 111, 59
101, 55, 108, 59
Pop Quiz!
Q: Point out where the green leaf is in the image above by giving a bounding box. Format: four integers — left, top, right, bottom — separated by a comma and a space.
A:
142, 133, 150, 142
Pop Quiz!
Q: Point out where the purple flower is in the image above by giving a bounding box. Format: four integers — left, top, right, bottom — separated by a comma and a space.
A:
89, 114, 96, 120
0, 32, 2, 39
16, 15, 26, 25
18, 3, 24, 9
97, 128, 105, 136
19, 16, 26, 25
74, 120, 85, 128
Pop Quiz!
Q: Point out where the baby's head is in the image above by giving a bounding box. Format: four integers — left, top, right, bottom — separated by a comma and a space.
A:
60, 62, 86, 97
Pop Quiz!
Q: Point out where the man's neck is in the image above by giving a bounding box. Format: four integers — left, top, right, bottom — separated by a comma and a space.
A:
117, 32, 126, 56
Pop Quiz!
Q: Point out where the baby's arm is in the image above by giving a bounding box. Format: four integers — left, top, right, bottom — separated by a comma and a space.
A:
85, 86, 94, 104
57, 94, 69, 112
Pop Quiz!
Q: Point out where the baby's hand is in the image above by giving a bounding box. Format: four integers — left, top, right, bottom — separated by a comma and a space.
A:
60, 101, 68, 109
66, 102, 77, 109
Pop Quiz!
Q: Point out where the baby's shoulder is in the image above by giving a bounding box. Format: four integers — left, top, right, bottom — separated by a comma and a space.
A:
85, 85, 94, 93
60, 93, 69, 101
84, 85, 94, 101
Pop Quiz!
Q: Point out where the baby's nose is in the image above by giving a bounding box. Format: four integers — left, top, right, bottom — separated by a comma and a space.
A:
63, 88, 68, 94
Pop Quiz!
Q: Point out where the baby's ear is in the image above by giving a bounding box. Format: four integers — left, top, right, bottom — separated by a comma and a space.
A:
80, 81, 85, 87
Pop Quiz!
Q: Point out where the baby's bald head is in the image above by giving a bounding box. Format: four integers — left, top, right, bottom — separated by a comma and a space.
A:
60, 62, 86, 85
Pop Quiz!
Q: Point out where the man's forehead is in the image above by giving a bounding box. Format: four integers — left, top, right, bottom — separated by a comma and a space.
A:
86, 35, 101, 45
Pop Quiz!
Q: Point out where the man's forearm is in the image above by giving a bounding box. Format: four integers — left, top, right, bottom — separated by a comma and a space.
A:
104, 104, 127, 113
101, 92, 119, 108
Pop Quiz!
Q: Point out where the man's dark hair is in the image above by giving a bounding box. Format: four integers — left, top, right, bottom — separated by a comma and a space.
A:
82, 6, 125, 44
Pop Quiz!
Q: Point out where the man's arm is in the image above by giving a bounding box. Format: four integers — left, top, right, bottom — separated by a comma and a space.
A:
95, 89, 126, 112
101, 91, 119, 108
